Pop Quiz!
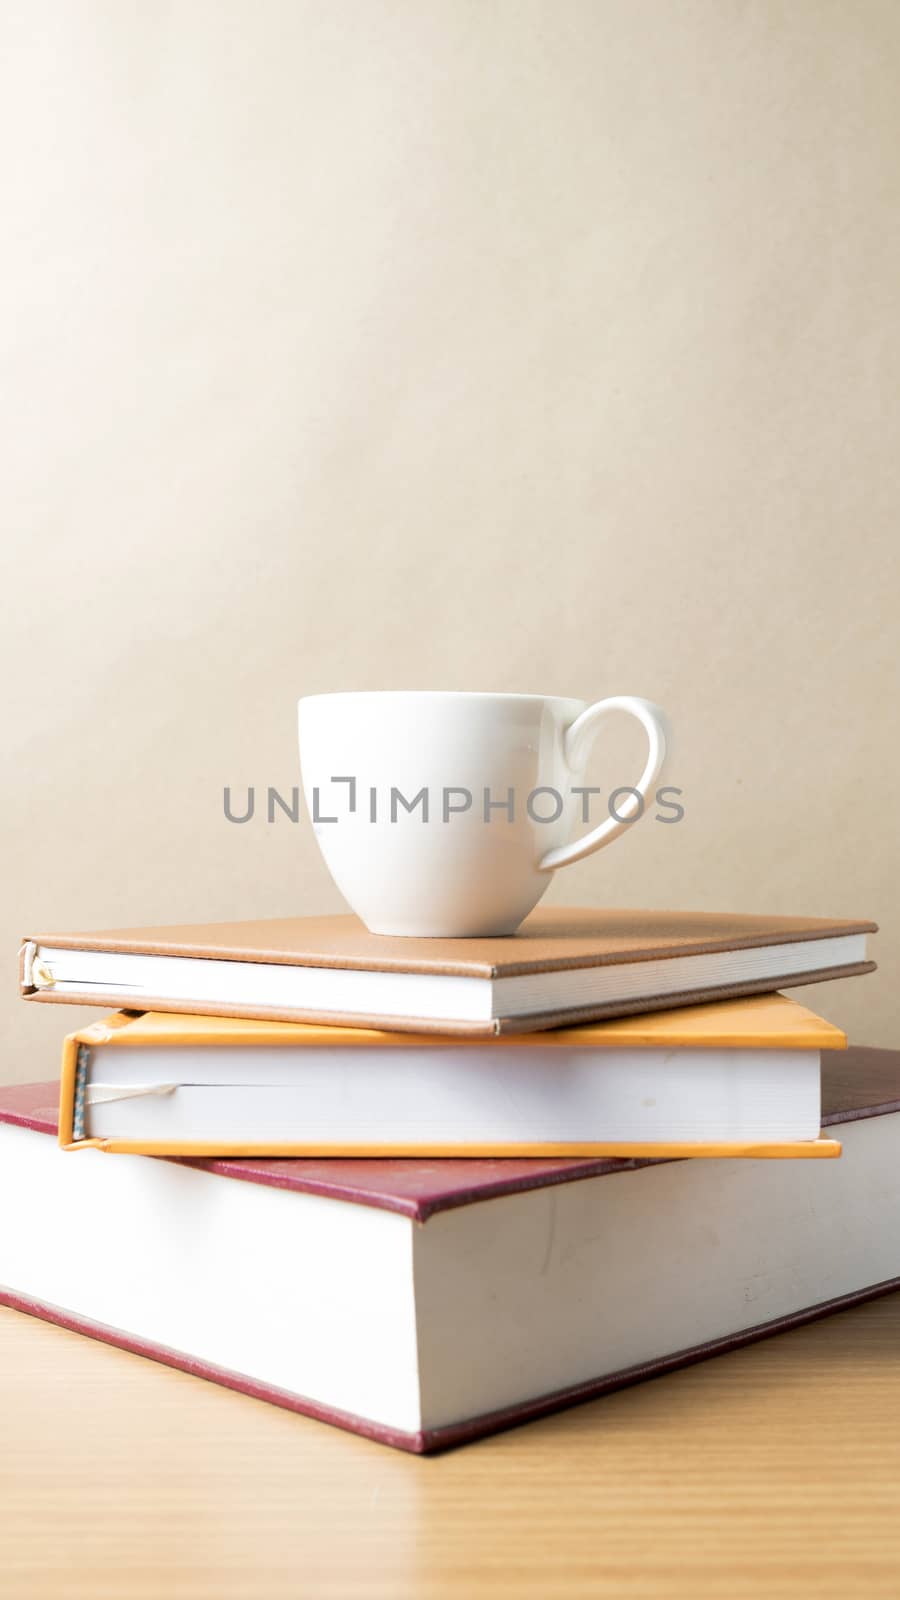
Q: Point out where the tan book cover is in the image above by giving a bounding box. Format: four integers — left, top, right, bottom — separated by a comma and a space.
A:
19, 906, 878, 976
21, 906, 876, 1035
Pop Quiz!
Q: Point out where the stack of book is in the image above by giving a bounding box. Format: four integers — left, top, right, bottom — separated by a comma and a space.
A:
4, 905, 898, 1454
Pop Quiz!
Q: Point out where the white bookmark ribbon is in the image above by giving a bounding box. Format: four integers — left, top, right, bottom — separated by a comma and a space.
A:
86, 1083, 179, 1106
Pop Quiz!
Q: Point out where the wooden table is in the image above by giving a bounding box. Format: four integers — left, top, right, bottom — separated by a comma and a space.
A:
3, 1290, 900, 1599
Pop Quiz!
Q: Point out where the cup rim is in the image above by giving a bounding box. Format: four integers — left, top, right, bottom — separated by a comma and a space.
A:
298, 690, 583, 707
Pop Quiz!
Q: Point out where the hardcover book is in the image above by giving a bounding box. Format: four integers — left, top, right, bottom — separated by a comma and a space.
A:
20, 906, 876, 1035
57, 994, 845, 1157
1, 1046, 899, 1453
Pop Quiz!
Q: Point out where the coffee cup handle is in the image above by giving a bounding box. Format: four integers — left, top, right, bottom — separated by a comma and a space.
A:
538, 696, 669, 872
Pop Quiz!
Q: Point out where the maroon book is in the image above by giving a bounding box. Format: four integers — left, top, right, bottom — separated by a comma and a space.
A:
1, 1048, 899, 1453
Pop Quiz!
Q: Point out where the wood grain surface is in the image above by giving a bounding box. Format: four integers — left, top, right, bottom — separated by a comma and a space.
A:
3, 1291, 900, 1598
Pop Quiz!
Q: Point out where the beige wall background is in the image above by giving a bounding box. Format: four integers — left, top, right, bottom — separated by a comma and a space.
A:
3, 0, 899, 1083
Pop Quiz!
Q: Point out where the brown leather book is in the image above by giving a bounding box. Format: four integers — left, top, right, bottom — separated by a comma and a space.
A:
20, 906, 876, 1034
1, 1045, 898, 1453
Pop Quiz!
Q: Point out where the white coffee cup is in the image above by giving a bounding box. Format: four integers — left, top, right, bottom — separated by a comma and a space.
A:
298, 691, 669, 937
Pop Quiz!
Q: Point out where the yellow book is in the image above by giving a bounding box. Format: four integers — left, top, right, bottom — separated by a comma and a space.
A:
58, 993, 845, 1159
